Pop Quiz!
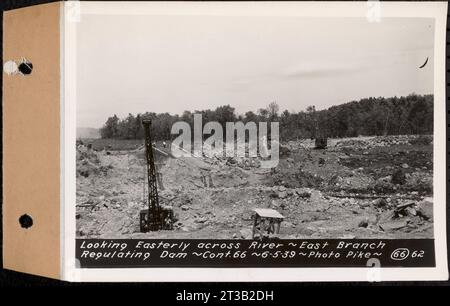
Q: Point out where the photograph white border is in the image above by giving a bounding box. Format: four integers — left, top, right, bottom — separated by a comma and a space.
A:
62, 1, 448, 282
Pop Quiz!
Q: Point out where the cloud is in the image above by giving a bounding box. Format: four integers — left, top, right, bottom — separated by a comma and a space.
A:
280, 62, 365, 79
225, 61, 366, 92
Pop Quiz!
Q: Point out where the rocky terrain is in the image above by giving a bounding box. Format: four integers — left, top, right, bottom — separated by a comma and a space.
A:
76, 135, 433, 239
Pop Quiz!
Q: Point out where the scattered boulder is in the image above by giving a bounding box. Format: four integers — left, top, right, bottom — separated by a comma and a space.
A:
395, 202, 415, 216
379, 176, 392, 183
341, 234, 356, 239
283, 221, 295, 228
392, 169, 406, 185
298, 226, 316, 236
240, 228, 253, 239
379, 219, 409, 231
278, 191, 287, 199
416, 198, 433, 220
296, 189, 312, 198
358, 218, 369, 228
195, 216, 207, 223
373, 198, 387, 208
405, 206, 417, 216
226, 157, 237, 165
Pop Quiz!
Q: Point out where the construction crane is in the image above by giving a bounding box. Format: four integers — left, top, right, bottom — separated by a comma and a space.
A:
139, 118, 174, 232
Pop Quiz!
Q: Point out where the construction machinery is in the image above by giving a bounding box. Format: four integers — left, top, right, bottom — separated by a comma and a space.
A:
310, 107, 328, 149
251, 208, 284, 240
139, 118, 174, 232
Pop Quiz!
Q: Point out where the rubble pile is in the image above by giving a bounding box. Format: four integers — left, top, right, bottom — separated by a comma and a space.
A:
333, 135, 432, 151
76, 145, 112, 178
76, 134, 434, 239
321, 194, 434, 235
201, 140, 290, 170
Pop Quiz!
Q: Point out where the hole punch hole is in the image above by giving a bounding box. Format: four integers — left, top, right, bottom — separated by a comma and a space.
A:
19, 214, 33, 229
18, 60, 33, 75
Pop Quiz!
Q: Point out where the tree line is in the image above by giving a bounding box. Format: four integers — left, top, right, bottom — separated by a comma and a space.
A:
100, 94, 433, 141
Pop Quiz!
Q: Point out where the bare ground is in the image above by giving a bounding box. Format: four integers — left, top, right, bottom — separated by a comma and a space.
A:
76, 135, 433, 239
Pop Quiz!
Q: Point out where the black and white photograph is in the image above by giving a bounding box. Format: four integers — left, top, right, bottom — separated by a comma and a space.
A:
1, 0, 448, 285
59, 1, 448, 281
76, 8, 435, 241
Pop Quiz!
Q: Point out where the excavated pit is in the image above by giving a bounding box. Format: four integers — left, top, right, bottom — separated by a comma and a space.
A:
76, 135, 434, 239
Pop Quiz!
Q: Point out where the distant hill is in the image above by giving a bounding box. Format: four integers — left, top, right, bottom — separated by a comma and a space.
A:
77, 127, 100, 139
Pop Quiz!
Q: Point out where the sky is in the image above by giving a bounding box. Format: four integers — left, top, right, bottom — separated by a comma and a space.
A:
76, 15, 434, 128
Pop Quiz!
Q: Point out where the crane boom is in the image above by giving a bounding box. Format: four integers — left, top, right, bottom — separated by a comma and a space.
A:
142, 118, 162, 231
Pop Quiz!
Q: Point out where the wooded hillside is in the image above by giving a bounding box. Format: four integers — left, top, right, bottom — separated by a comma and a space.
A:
99, 94, 433, 141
